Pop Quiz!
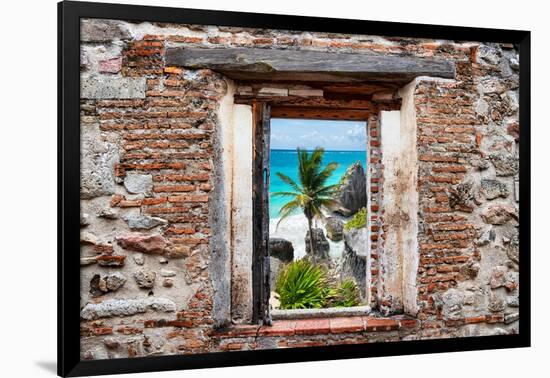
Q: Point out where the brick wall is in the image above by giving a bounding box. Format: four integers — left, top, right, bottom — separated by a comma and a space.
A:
79, 18, 519, 359
366, 115, 383, 307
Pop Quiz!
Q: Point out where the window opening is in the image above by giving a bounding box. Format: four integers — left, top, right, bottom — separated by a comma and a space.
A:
267, 118, 369, 311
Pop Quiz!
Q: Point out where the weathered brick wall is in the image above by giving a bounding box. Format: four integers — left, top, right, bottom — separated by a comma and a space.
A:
413, 55, 519, 332
366, 115, 383, 307
79, 18, 519, 359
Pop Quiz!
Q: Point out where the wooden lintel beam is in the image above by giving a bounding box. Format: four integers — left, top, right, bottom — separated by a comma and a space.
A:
235, 95, 402, 111
165, 47, 456, 83
270, 106, 373, 121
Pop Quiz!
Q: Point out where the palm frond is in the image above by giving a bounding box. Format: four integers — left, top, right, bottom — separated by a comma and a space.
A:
275, 147, 341, 229
271, 191, 300, 198
276, 172, 302, 193
313, 183, 341, 197
276, 198, 302, 229
312, 162, 339, 188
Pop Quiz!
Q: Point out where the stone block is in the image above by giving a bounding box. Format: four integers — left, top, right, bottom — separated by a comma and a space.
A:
480, 179, 509, 200
124, 173, 153, 196
124, 213, 168, 230
81, 19, 131, 42
80, 297, 176, 320
81, 76, 146, 99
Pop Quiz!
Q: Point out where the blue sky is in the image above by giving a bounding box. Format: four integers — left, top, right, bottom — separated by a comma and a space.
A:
270, 118, 367, 151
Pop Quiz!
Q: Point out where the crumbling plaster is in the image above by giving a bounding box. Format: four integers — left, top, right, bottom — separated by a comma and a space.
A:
78, 17, 520, 359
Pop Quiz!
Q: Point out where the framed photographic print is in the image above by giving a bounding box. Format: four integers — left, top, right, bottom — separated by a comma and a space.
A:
58, 0, 531, 376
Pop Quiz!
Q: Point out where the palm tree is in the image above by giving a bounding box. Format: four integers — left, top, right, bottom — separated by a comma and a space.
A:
272, 147, 340, 262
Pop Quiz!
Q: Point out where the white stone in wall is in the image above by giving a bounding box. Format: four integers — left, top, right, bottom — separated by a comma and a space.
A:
81, 76, 146, 99
80, 297, 176, 320
124, 173, 153, 196
124, 213, 168, 230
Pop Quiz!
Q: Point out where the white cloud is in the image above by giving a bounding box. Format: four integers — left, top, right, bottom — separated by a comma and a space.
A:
271, 119, 367, 150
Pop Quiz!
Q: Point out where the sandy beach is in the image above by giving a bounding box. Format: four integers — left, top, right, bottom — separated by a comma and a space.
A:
269, 214, 346, 260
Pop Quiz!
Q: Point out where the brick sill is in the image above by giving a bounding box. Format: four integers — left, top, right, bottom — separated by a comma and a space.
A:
215, 316, 417, 338
271, 305, 371, 320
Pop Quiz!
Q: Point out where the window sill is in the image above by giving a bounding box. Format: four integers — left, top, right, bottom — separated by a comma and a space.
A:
271, 305, 371, 320
214, 315, 418, 338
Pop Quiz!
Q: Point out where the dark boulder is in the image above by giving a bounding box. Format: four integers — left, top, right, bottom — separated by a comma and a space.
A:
269, 238, 294, 263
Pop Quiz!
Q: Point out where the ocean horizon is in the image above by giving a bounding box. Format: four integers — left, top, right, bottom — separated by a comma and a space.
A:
269, 148, 367, 218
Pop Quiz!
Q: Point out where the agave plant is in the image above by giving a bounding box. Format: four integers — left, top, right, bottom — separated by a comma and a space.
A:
329, 279, 361, 308
275, 260, 334, 309
272, 147, 340, 261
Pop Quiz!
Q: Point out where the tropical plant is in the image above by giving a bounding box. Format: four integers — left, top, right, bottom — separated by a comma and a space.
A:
329, 279, 361, 307
275, 259, 334, 309
344, 207, 367, 231
272, 147, 340, 261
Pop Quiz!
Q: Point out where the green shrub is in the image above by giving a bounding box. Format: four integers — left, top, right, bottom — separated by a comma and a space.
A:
275, 260, 333, 309
329, 279, 361, 307
344, 207, 367, 231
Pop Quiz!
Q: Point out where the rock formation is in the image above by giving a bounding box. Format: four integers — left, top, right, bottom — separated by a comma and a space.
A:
334, 162, 367, 216
324, 217, 344, 241
269, 238, 294, 262
341, 227, 368, 299
305, 228, 330, 262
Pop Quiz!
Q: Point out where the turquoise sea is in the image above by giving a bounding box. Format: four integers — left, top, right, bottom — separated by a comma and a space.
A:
269, 149, 367, 218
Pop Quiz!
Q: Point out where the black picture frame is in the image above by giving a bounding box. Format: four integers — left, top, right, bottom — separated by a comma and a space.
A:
58, 1, 531, 376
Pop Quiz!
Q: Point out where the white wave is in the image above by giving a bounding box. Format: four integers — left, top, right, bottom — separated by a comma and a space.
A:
270, 214, 345, 260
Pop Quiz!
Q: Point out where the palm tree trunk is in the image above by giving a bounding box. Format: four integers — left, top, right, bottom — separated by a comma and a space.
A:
307, 216, 316, 264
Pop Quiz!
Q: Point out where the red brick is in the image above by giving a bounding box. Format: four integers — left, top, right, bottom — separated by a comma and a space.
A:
294, 318, 330, 335
465, 316, 486, 324
165, 227, 196, 235
419, 154, 458, 163
168, 320, 194, 328
259, 320, 296, 336
159, 173, 210, 182
432, 165, 467, 173
94, 244, 114, 254
329, 316, 365, 334
164, 66, 183, 75
116, 326, 142, 335
110, 194, 124, 207
364, 318, 399, 331
92, 327, 113, 335
95, 255, 126, 266
166, 35, 204, 43
168, 195, 209, 203
222, 342, 245, 351
398, 319, 419, 329
154, 185, 195, 193
141, 197, 168, 205
434, 223, 473, 231
118, 200, 142, 208
485, 314, 504, 324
